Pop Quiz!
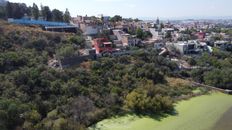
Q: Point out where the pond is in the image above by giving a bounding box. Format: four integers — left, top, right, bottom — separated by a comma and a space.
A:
89, 92, 232, 130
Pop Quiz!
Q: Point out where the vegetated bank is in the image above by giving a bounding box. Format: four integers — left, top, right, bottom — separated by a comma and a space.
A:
90, 92, 232, 130
0, 20, 202, 130
1, 19, 232, 130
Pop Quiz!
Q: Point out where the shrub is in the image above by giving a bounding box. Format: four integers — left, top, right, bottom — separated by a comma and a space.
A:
57, 44, 76, 58
124, 83, 174, 114
68, 35, 85, 49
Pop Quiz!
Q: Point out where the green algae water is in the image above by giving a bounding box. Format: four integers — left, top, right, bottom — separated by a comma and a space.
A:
90, 92, 232, 130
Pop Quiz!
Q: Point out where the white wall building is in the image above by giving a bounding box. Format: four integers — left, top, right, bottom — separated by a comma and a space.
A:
80, 24, 102, 35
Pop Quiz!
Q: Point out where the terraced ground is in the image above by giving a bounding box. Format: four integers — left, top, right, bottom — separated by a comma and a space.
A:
90, 92, 232, 130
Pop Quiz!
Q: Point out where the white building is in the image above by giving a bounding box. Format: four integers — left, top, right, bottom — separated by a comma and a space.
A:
149, 28, 163, 40
167, 41, 198, 55
80, 24, 102, 35
113, 29, 140, 47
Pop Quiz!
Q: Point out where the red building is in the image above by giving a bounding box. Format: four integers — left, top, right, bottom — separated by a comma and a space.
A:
196, 32, 206, 40
93, 38, 113, 54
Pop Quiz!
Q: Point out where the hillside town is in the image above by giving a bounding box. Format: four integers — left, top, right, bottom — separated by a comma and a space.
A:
21, 14, 231, 69
1, 1, 232, 130
9, 15, 232, 57
2, 0, 231, 69
8, 14, 232, 69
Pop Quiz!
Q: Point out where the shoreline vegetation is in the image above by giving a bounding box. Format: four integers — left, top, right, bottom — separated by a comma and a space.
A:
1, 2, 232, 129
0, 19, 232, 130
90, 92, 232, 130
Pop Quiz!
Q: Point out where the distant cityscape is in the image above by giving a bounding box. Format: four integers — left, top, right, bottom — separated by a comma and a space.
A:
1, 1, 232, 68
0, 1, 232, 130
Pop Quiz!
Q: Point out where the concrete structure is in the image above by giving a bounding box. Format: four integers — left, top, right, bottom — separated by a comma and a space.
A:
167, 40, 210, 55
113, 29, 140, 46
167, 41, 197, 55
8, 18, 78, 33
149, 28, 163, 40
113, 30, 125, 41
80, 24, 102, 35
214, 40, 228, 47
8, 18, 69, 26
162, 28, 175, 33
44, 26, 78, 33
71, 15, 104, 35
93, 38, 113, 54
135, 22, 150, 31
121, 34, 140, 46
214, 41, 232, 51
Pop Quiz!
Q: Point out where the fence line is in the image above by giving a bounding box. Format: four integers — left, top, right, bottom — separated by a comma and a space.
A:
192, 82, 232, 94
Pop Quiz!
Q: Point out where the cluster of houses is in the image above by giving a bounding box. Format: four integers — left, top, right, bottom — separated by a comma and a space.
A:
7, 15, 232, 68
64, 16, 232, 67
149, 19, 232, 56
71, 15, 145, 50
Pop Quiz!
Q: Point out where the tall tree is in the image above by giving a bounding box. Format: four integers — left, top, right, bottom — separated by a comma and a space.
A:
160, 22, 164, 29
136, 28, 144, 40
52, 9, 63, 22
32, 3, 39, 20
41, 5, 52, 21
6, 2, 28, 19
0, 0, 6, 18
110, 15, 122, 22
6, 2, 13, 18
63, 8, 71, 23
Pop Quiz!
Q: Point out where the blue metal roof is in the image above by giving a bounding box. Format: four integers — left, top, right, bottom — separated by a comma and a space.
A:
9, 19, 70, 27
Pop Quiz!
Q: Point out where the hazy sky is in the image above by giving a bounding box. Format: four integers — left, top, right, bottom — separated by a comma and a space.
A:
9, 0, 232, 19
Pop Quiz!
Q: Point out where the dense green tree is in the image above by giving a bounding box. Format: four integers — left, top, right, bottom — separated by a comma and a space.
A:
136, 28, 152, 40
31, 3, 39, 20
58, 44, 76, 57
0, 99, 31, 130
63, 8, 71, 23
0, 21, 208, 130
67, 96, 95, 125
204, 69, 232, 89
0, 51, 28, 73
136, 28, 144, 40
190, 69, 205, 83
137, 63, 165, 84
110, 15, 122, 22
165, 31, 172, 39
0, 0, 6, 19
6, 2, 29, 18
69, 35, 85, 48
5, 2, 12, 18
52, 9, 63, 22
41, 5, 52, 21
125, 82, 173, 113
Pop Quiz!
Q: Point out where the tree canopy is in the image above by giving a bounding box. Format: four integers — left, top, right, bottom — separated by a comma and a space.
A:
1, 2, 70, 22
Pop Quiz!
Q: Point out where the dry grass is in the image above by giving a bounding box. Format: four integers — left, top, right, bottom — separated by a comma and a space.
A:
80, 61, 92, 71
166, 77, 191, 87
0, 20, 73, 40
